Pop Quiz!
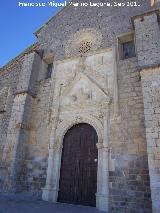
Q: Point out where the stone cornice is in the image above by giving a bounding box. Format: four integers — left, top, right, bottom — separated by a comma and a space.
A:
131, 9, 159, 28
132, 9, 159, 21
14, 90, 36, 98
54, 47, 112, 65
60, 101, 111, 112
140, 65, 160, 76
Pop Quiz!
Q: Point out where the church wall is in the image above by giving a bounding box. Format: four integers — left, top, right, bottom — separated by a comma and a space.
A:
22, 54, 152, 212
0, 63, 23, 157
25, 79, 52, 196
141, 67, 160, 213
134, 11, 160, 68
0, 0, 156, 212
0, 62, 23, 191
37, 0, 151, 61
109, 58, 152, 212
133, 10, 160, 213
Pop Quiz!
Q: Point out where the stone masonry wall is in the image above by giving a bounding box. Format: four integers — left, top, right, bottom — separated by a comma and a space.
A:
134, 11, 160, 68
0, 52, 42, 192
0, 62, 23, 159
9, 51, 152, 212
0, 61, 23, 191
141, 67, 160, 213
134, 9, 160, 213
0, 0, 155, 212
37, 0, 151, 61
26, 79, 52, 196
109, 58, 151, 213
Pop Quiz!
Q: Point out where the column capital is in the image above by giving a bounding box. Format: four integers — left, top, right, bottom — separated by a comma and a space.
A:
96, 143, 110, 152
96, 143, 104, 150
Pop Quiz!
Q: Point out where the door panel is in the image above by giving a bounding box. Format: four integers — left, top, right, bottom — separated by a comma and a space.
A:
58, 123, 98, 206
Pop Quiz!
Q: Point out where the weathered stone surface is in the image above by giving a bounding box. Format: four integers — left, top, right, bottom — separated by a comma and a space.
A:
37, 0, 150, 61
0, 0, 159, 212
133, 11, 160, 68
141, 67, 160, 213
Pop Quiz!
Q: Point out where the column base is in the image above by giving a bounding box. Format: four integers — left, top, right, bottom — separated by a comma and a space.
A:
96, 194, 109, 212
42, 185, 58, 202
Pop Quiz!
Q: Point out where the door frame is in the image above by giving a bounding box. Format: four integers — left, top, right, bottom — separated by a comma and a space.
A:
42, 114, 109, 212
58, 123, 98, 206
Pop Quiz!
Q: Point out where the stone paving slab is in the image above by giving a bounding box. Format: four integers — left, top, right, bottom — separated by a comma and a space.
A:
0, 193, 104, 213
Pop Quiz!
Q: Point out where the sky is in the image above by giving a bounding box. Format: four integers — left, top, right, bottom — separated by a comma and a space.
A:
0, 0, 68, 67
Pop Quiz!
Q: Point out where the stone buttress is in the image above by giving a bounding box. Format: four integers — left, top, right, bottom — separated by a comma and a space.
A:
133, 9, 160, 213
2, 52, 42, 192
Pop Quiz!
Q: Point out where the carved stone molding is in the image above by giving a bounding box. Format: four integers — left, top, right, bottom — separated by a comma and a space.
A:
140, 66, 160, 76
96, 143, 110, 152
96, 143, 104, 150
50, 143, 63, 152
43, 111, 109, 211
55, 113, 104, 145
110, 114, 122, 123
60, 70, 111, 111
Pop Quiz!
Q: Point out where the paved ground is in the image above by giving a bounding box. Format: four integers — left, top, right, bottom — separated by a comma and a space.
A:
0, 193, 104, 213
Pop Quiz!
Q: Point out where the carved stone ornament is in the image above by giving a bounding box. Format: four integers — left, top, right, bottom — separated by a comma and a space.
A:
52, 142, 63, 151
65, 28, 102, 57
60, 71, 111, 107
79, 40, 93, 54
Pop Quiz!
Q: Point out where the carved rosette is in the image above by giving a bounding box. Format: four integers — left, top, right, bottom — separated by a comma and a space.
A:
65, 28, 102, 57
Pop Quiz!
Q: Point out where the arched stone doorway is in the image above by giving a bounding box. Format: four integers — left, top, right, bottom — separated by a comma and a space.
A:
42, 114, 109, 212
58, 123, 98, 206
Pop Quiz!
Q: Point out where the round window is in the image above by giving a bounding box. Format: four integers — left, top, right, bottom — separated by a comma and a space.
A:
79, 40, 93, 54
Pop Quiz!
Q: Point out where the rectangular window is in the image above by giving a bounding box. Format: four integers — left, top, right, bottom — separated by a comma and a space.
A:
118, 32, 136, 60
46, 63, 53, 79
123, 41, 136, 59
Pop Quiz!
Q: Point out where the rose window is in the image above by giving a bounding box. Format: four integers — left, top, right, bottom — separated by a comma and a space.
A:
79, 41, 93, 54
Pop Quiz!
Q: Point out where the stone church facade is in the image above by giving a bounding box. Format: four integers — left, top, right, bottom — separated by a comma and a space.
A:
0, 0, 160, 212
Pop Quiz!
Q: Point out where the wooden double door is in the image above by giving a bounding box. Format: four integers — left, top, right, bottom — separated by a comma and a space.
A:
58, 123, 98, 207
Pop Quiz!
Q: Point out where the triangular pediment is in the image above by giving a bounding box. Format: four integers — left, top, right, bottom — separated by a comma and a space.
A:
60, 72, 110, 106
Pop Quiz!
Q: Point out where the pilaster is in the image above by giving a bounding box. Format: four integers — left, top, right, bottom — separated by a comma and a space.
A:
96, 110, 110, 212
42, 143, 63, 202
42, 82, 63, 202
112, 38, 120, 119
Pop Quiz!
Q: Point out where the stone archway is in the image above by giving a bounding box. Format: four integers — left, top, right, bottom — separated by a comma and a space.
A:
42, 114, 109, 212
